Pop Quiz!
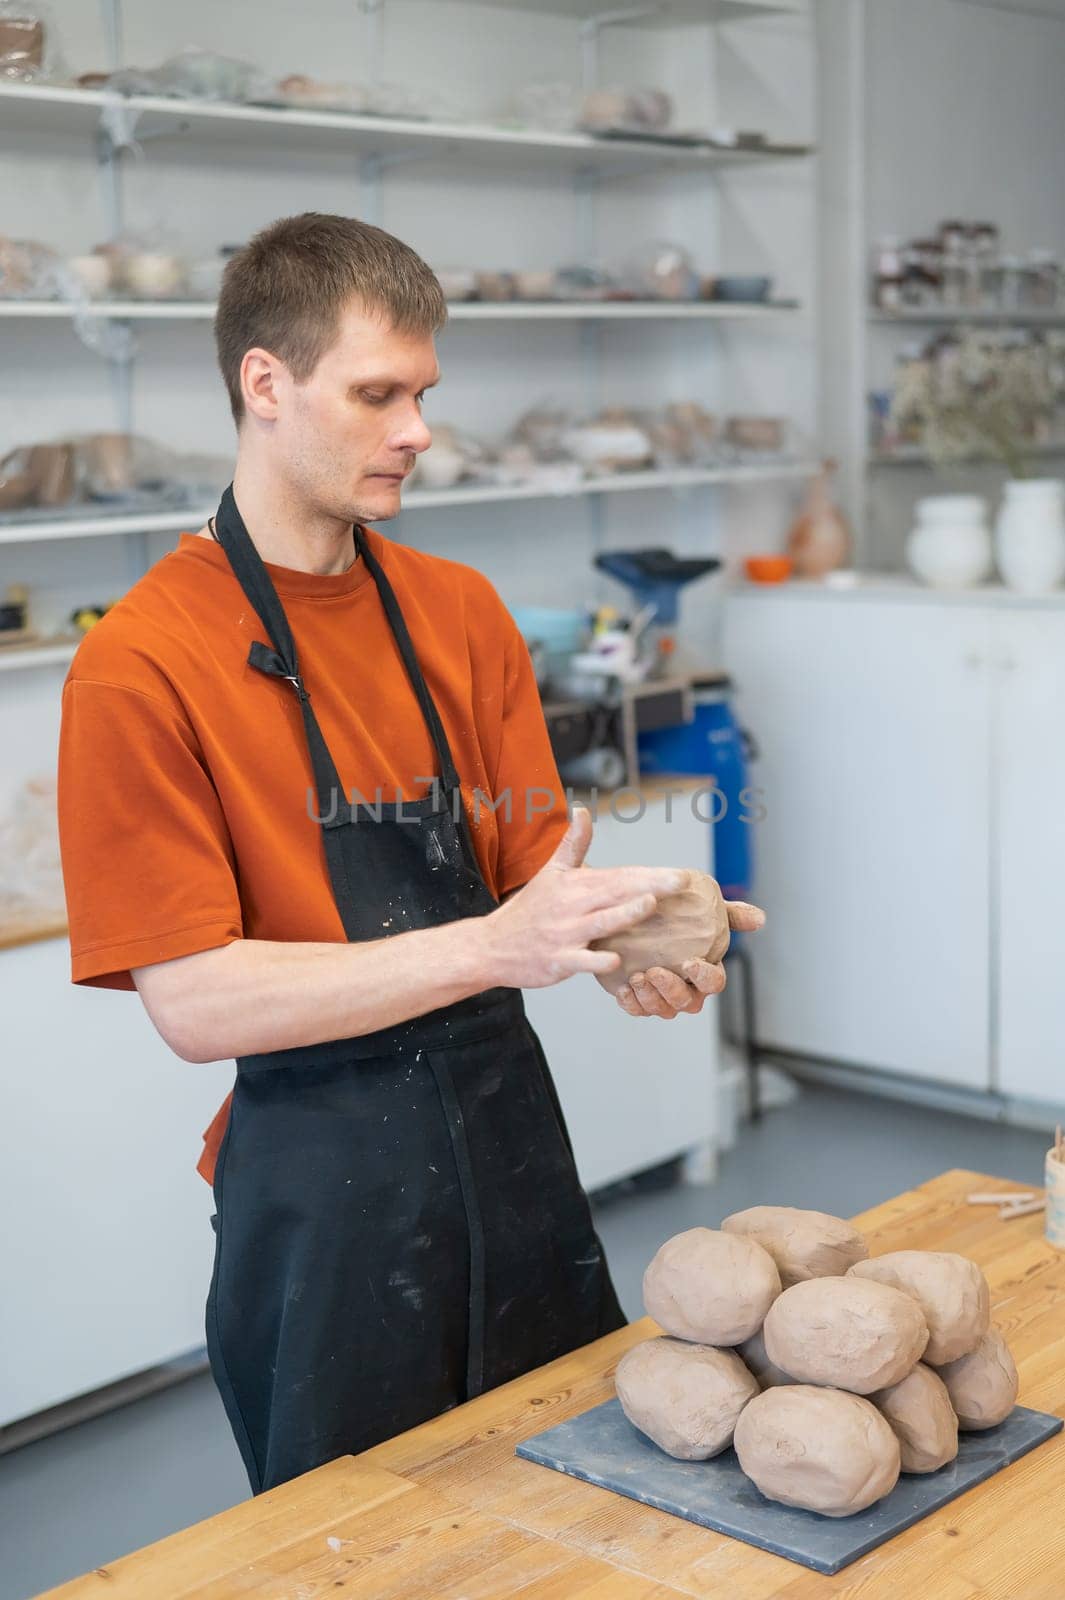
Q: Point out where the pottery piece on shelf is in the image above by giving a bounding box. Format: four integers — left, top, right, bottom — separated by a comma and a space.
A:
0, 448, 35, 512
786, 460, 851, 577
727, 416, 786, 453
475, 271, 517, 302
65, 254, 113, 299
713, 275, 773, 303
26, 443, 76, 508
514, 269, 557, 301
121, 253, 188, 300
435, 267, 478, 302
906, 494, 992, 589
562, 417, 653, 473
624, 239, 699, 301
994, 478, 1065, 595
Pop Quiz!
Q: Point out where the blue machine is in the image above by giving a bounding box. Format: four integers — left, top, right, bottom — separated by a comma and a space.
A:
637, 678, 754, 901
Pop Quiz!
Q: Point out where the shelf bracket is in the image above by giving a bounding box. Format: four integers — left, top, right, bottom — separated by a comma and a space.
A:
358, 0, 388, 83
579, 3, 668, 92
358, 147, 435, 225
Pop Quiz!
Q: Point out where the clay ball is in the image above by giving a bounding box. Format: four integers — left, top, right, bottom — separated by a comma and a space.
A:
847, 1251, 990, 1365
872, 1363, 959, 1473
643, 1227, 781, 1346
615, 1336, 759, 1460
722, 1204, 869, 1288
763, 1275, 928, 1393
936, 1327, 1019, 1430
737, 1327, 795, 1390
592, 871, 730, 995
733, 1385, 901, 1517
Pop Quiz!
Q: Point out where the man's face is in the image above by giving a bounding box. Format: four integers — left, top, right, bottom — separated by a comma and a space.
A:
262, 298, 439, 523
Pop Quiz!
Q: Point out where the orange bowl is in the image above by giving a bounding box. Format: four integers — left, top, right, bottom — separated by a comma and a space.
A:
745, 554, 793, 584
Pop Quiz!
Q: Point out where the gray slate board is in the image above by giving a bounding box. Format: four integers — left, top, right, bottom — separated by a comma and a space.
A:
516, 1398, 1062, 1576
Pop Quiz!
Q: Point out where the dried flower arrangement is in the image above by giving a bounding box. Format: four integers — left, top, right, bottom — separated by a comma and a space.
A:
891, 331, 1064, 478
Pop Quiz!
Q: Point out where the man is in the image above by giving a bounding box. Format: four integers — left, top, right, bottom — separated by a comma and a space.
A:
57, 213, 764, 1494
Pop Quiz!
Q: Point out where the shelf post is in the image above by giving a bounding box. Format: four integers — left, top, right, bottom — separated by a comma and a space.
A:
579, 3, 668, 93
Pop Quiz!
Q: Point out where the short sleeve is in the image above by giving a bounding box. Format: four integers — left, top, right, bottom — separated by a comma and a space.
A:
490, 613, 570, 897
58, 678, 243, 990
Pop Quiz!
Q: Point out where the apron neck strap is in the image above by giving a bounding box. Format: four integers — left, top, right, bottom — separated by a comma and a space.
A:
353, 526, 461, 796
212, 486, 462, 799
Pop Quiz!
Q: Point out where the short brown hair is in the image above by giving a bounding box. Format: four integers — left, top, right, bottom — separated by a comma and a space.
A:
214, 212, 448, 422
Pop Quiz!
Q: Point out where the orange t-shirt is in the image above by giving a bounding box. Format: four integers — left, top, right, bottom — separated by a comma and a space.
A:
57, 526, 569, 1183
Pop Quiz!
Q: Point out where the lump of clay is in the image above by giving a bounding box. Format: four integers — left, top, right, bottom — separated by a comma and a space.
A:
734, 1386, 901, 1517
847, 1251, 990, 1365
737, 1327, 795, 1390
873, 1363, 959, 1473
615, 1336, 759, 1460
643, 1227, 781, 1346
763, 1276, 928, 1393
592, 870, 729, 995
722, 1205, 869, 1288
936, 1327, 1019, 1430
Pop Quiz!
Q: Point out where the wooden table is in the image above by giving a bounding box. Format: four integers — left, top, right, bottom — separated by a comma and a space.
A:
43, 1170, 1065, 1599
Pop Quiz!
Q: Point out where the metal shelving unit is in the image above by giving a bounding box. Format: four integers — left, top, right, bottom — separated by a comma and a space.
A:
0, 297, 799, 324
2, 0, 813, 673
0, 460, 819, 546
870, 308, 1065, 328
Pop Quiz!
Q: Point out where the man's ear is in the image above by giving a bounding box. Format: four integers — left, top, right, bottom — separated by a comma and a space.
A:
241, 347, 284, 424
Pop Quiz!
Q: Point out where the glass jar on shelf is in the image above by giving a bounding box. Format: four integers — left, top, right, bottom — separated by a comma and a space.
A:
941, 247, 967, 309
938, 219, 968, 257
997, 255, 1026, 314
1026, 250, 1060, 311
873, 238, 904, 312
970, 222, 1001, 310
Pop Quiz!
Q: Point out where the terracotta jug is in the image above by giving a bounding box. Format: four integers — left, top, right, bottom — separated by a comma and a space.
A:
787, 460, 851, 578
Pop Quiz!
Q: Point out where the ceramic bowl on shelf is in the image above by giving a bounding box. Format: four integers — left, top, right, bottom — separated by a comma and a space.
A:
65, 255, 113, 299
713, 276, 773, 303
745, 555, 793, 584
120, 254, 188, 300
435, 267, 478, 302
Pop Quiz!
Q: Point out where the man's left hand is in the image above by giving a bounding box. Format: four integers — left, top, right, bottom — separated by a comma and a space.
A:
614, 899, 766, 1020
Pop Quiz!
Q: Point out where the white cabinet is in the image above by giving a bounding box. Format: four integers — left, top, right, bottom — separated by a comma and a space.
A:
993, 611, 1065, 1103
724, 592, 992, 1089
1, 939, 223, 1427
524, 789, 718, 1192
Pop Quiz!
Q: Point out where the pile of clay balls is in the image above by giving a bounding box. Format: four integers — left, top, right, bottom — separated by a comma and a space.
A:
614, 1205, 1019, 1517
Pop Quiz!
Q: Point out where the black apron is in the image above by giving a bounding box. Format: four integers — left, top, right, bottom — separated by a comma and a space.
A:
204, 487, 624, 1493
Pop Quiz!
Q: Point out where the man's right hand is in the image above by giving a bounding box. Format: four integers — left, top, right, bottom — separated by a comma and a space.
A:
474, 805, 687, 990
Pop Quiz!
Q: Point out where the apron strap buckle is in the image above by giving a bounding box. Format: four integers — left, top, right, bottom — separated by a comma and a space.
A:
248, 640, 310, 702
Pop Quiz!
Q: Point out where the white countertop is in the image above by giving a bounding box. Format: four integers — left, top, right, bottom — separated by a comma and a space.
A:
730, 573, 1065, 609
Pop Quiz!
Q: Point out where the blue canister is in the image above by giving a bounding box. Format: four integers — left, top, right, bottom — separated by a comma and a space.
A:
637, 679, 755, 900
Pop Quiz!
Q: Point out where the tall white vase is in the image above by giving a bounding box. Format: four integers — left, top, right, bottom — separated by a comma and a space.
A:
995, 478, 1065, 595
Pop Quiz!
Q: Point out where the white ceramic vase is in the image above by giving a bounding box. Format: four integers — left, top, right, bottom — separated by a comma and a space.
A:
994, 478, 1065, 595
906, 494, 992, 589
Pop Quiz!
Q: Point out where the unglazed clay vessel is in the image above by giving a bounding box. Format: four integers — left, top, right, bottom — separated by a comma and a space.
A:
722, 1205, 869, 1288
763, 1276, 928, 1393
847, 1251, 990, 1365
592, 871, 730, 995
737, 1326, 795, 1390
733, 1386, 901, 1517
872, 1363, 959, 1473
936, 1327, 1019, 1430
614, 1336, 758, 1460
643, 1227, 781, 1347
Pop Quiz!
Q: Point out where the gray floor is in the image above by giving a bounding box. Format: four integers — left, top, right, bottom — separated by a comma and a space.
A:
1, 1083, 1052, 1600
